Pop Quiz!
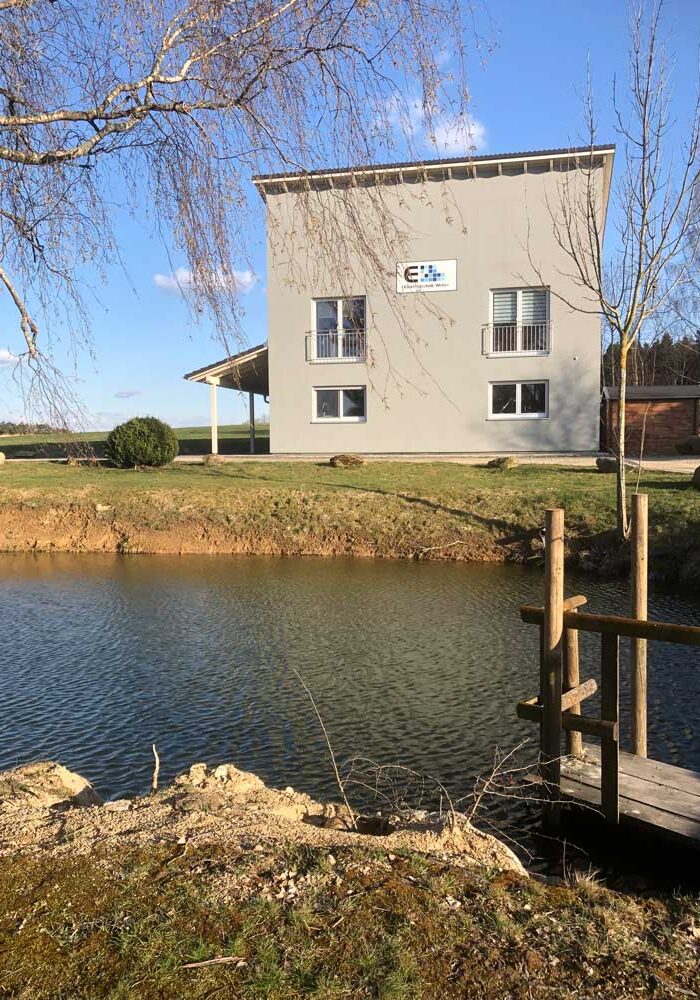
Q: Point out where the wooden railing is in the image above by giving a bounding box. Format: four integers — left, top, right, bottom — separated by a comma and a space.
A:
516, 504, 700, 828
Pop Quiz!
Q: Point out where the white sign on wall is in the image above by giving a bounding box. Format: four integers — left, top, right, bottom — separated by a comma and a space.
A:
396, 259, 457, 294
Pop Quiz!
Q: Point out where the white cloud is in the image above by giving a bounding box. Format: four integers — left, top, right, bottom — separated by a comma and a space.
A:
0, 348, 19, 367
114, 389, 140, 399
431, 115, 487, 155
153, 266, 257, 295
384, 94, 425, 138
382, 93, 486, 157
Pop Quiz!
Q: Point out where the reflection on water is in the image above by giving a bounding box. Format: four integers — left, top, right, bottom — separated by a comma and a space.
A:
1, 553, 699, 841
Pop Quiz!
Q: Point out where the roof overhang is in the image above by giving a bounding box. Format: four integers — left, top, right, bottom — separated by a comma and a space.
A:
253, 145, 616, 201
184, 344, 269, 396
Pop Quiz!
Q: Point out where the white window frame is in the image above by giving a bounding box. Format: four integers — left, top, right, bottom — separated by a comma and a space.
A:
309, 296, 367, 364
487, 380, 549, 420
487, 287, 550, 357
312, 385, 367, 423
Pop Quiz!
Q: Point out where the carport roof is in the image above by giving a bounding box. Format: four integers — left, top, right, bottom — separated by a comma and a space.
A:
603, 384, 700, 400
184, 343, 268, 395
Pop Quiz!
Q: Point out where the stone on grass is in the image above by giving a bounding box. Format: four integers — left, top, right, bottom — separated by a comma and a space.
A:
596, 456, 636, 474
486, 456, 518, 471
693, 466, 700, 490
329, 453, 364, 468
0, 451, 5, 466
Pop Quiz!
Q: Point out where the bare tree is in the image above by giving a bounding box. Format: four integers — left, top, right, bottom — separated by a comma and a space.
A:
0, 0, 484, 421
536, 0, 700, 538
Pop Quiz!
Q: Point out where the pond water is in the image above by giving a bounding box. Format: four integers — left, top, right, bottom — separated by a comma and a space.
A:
2, 553, 700, 856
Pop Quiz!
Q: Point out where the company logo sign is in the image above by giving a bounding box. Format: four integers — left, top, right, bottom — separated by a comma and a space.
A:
396, 259, 457, 293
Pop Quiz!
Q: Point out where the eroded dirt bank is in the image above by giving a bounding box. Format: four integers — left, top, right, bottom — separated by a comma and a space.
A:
0, 496, 515, 561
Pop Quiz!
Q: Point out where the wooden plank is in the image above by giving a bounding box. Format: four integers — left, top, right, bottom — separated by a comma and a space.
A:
600, 633, 620, 824
631, 493, 648, 756
561, 678, 597, 711
516, 699, 617, 739
541, 508, 564, 827
559, 775, 700, 849
578, 745, 700, 800
563, 757, 700, 823
520, 605, 700, 646
563, 595, 588, 611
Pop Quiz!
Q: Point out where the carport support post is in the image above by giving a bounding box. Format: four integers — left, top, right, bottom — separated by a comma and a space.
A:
208, 378, 219, 455
249, 392, 255, 454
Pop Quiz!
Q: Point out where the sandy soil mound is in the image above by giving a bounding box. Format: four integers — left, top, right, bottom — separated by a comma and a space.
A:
0, 759, 524, 874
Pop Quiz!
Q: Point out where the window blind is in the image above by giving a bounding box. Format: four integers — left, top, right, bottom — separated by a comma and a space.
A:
492, 290, 517, 324
521, 289, 547, 324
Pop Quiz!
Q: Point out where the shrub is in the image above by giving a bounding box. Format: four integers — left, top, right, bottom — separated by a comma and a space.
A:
675, 435, 700, 455
486, 456, 518, 471
106, 417, 178, 468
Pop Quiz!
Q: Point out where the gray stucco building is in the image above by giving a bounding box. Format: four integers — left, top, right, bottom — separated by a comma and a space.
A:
186, 145, 614, 455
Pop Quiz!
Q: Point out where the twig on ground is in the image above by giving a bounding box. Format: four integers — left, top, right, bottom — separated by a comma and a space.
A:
181, 956, 244, 969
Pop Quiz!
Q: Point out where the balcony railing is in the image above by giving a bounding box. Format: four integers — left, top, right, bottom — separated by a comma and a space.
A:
482, 322, 551, 355
306, 329, 367, 363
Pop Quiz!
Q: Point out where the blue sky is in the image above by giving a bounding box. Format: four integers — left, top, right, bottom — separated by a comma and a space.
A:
1, 0, 699, 429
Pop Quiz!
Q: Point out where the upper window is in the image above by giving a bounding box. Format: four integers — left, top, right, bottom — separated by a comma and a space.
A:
488, 288, 550, 354
489, 381, 548, 419
309, 297, 366, 362
314, 386, 366, 422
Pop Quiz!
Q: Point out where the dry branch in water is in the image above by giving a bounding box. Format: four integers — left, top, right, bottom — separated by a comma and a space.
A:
0, 0, 487, 423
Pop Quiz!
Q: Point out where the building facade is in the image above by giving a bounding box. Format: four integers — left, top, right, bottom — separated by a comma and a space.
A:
187, 146, 614, 455
254, 146, 614, 455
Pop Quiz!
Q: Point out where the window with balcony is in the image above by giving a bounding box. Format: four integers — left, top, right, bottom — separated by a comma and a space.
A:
313, 386, 366, 422
307, 297, 366, 362
485, 288, 550, 355
489, 380, 548, 419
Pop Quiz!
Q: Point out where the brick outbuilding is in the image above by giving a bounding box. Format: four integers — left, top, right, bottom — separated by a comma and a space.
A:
602, 385, 700, 455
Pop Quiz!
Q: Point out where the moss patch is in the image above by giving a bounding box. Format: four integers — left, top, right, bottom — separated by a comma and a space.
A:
1, 843, 699, 999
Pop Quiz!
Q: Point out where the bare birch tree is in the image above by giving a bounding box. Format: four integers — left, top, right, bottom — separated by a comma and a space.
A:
0, 0, 484, 421
539, 0, 700, 538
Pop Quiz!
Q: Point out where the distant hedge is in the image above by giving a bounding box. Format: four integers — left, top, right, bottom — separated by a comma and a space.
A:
106, 417, 179, 468
0, 421, 54, 435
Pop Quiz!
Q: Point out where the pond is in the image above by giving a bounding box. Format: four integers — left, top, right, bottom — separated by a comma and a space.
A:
2, 553, 700, 854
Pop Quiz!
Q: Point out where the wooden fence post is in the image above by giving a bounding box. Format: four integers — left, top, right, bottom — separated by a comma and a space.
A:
631, 493, 648, 757
542, 508, 564, 827
564, 612, 582, 757
600, 633, 620, 823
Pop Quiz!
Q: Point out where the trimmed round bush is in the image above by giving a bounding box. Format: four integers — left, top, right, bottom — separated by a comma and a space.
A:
106, 416, 178, 468
486, 456, 518, 471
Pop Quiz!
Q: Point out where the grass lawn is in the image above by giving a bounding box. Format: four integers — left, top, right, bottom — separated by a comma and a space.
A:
0, 423, 270, 458
0, 458, 698, 587
1, 841, 699, 999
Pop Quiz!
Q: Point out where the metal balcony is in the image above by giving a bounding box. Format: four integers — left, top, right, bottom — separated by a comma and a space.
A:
482, 322, 551, 356
306, 329, 367, 363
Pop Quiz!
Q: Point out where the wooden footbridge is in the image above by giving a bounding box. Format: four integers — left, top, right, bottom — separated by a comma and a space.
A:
517, 497, 700, 848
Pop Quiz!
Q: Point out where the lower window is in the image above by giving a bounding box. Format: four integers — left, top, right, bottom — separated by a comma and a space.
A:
314, 386, 366, 422
489, 380, 548, 419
